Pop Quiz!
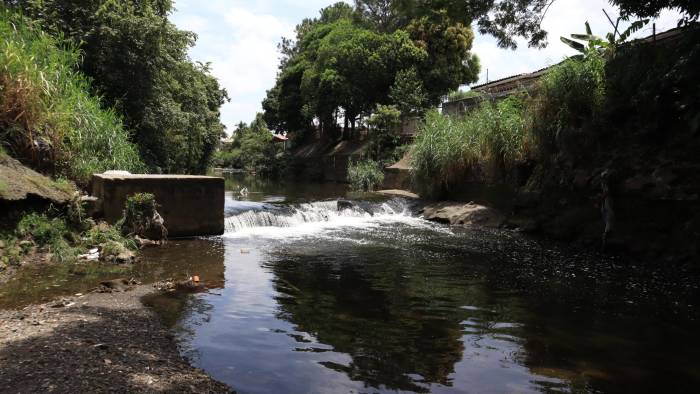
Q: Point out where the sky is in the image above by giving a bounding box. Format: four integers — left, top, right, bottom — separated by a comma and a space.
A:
171, 0, 682, 133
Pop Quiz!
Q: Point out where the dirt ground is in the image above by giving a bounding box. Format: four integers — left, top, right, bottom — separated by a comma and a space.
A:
0, 285, 233, 393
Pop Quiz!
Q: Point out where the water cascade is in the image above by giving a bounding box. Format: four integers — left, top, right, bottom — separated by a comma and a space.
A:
224, 199, 413, 233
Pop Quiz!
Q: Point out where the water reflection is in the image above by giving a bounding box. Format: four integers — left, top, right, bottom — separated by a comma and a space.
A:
165, 220, 700, 394
222, 172, 350, 203
262, 233, 564, 393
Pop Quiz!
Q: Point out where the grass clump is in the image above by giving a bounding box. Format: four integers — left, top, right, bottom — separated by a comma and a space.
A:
0, 8, 145, 186
348, 160, 385, 192
412, 96, 528, 195
15, 213, 77, 262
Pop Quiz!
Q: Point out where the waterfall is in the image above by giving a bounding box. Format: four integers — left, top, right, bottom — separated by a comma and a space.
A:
224, 199, 411, 233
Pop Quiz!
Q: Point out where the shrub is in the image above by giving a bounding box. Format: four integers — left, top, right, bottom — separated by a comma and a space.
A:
16, 213, 71, 247
84, 223, 137, 251
16, 213, 76, 262
122, 193, 167, 240
0, 9, 145, 185
529, 53, 606, 158
367, 104, 402, 162
412, 96, 528, 195
348, 160, 385, 191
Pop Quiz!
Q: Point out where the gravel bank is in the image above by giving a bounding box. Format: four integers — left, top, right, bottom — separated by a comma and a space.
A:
0, 285, 233, 393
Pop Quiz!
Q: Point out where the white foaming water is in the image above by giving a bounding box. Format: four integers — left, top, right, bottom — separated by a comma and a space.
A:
223, 199, 443, 239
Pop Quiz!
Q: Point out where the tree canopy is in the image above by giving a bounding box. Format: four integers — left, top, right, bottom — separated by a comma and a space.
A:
263, 1, 481, 139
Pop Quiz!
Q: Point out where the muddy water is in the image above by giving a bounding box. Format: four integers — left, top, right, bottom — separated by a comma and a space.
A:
2, 173, 700, 393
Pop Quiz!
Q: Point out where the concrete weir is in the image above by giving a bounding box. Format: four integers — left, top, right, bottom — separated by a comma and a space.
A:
91, 174, 225, 237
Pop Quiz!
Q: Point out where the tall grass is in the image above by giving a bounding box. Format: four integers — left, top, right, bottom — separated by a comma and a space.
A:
412, 96, 528, 195
529, 53, 606, 157
0, 8, 144, 185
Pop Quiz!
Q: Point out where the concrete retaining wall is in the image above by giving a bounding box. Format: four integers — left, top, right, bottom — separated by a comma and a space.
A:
91, 174, 225, 238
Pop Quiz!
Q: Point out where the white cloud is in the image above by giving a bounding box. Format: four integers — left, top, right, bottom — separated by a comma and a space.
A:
173, 2, 298, 133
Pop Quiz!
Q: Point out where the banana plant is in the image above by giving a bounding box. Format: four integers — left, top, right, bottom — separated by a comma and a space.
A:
561, 17, 649, 58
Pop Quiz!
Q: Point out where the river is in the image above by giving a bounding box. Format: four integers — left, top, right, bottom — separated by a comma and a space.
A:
2, 173, 699, 393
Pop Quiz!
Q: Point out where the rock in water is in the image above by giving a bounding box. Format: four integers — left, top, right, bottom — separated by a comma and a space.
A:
422, 202, 506, 228
337, 200, 354, 211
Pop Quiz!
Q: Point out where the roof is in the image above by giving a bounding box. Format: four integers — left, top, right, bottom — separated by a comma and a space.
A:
470, 63, 557, 94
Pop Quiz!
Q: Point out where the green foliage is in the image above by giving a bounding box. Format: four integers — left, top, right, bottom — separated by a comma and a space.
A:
8, 0, 228, 174
100, 240, 127, 258
359, 0, 552, 49
412, 97, 528, 195
348, 159, 385, 191
16, 213, 76, 262
561, 19, 649, 57
213, 148, 243, 169
215, 115, 285, 175
0, 8, 145, 185
612, 0, 698, 22
389, 67, 429, 115
263, 2, 480, 139
84, 223, 137, 251
17, 213, 71, 248
367, 104, 402, 161
121, 192, 166, 239
529, 54, 606, 157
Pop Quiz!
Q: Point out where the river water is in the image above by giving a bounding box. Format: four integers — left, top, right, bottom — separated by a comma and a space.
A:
2, 173, 700, 393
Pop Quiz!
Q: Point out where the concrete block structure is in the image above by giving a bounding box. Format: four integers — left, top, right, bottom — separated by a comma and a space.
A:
91, 174, 225, 237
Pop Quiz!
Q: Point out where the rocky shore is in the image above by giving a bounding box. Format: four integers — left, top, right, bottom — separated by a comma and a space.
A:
0, 285, 232, 394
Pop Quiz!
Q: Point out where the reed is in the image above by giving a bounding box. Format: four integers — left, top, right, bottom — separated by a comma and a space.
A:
0, 8, 144, 186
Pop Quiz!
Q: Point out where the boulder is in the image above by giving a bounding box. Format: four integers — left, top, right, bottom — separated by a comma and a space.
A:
422, 202, 506, 228
0, 156, 73, 204
337, 200, 354, 211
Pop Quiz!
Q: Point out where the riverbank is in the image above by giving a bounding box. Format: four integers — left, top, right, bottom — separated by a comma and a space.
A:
0, 284, 232, 393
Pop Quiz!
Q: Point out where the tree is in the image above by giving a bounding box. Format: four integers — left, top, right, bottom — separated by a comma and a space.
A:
367, 104, 402, 160
389, 67, 429, 115
5, 0, 229, 174
612, 0, 699, 22
405, 13, 480, 103
263, 2, 479, 140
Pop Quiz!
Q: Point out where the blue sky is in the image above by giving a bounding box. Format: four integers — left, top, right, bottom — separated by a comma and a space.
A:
171, 0, 682, 133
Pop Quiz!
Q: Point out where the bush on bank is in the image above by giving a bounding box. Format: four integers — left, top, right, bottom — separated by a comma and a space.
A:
1, 204, 137, 270
348, 159, 385, 191
412, 95, 529, 195
0, 8, 144, 186
529, 52, 606, 159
